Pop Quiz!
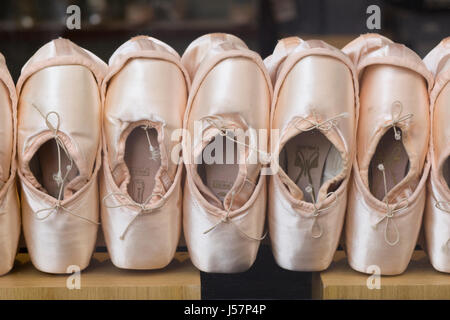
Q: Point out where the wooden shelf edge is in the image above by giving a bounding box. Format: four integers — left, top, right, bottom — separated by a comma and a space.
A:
313, 251, 450, 300
0, 252, 201, 300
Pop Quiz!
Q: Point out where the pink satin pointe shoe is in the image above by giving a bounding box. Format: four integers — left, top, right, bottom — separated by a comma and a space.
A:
181, 33, 272, 273
343, 34, 433, 275
100, 36, 189, 269
0, 54, 20, 276
16, 39, 106, 273
265, 37, 357, 271
423, 37, 450, 273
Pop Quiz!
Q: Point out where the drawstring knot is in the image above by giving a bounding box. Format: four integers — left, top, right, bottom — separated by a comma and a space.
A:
202, 190, 267, 241
203, 116, 271, 163
34, 199, 99, 225
384, 101, 413, 141
102, 191, 165, 240
294, 110, 349, 132
292, 185, 338, 239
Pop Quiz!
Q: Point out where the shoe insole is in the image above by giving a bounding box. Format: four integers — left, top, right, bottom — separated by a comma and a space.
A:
32, 139, 78, 199
369, 128, 409, 201
125, 127, 161, 204
198, 135, 239, 202
443, 156, 450, 189
281, 130, 340, 203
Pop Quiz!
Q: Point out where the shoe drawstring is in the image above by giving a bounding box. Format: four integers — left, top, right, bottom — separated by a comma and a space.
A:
101, 123, 166, 240
291, 185, 338, 239
383, 101, 413, 141
204, 111, 348, 167
102, 191, 166, 240
434, 200, 450, 252
142, 125, 160, 160
293, 110, 349, 132
203, 116, 271, 163
30, 103, 99, 225
373, 163, 408, 246
202, 189, 267, 241
289, 110, 345, 238
200, 116, 267, 241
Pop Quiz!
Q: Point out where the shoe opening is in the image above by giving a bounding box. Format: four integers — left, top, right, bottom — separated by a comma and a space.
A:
369, 127, 410, 201
279, 129, 343, 203
29, 139, 79, 200
443, 156, 450, 190
124, 126, 161, 204
197, 135, 239, 202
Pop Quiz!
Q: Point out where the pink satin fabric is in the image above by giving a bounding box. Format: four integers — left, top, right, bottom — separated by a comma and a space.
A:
343, 34, 433, 275
182, 34, 272, 273
100, 36, 189, 269
17, 39, 106, 273
0, 53, 20, 276
266, 38, 358, 271
423, 37, 450, 273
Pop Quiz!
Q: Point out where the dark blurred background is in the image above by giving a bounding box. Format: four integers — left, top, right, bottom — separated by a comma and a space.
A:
0, 0, 449, 81
3, 0, 449, 299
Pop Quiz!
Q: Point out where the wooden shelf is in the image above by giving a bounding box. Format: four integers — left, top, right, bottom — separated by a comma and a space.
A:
312, 251, 450, 300
0, 252, 200, 300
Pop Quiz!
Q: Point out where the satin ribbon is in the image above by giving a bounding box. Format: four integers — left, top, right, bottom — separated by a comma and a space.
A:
383, 101, 413, 141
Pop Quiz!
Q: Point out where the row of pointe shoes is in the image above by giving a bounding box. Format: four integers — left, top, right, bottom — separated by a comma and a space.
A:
0, 33, 448, 276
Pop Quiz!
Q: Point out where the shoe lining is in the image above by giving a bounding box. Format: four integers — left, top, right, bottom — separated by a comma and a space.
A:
198, 135, 239, 202
369, 128, 410, 201
280, 129, 343, 203
125, 127, 161, 204
29, 139, 79, 199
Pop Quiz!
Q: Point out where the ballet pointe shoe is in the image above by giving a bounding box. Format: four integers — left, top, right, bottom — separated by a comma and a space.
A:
343, 34, 433, 275
181, 33, 272, 273
16, 38, 106, 273
423, 37, 450, 273
100, 36, 189, 269
266, 37, 358, 271
0, 53, 20, 276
